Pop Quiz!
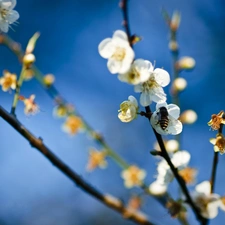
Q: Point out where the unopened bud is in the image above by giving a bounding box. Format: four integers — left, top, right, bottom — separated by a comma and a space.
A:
165, 140, 179, 152
177, 57, 195, 70
172, 78, 187, 93
169, 40, 178, 51
180, 110, 197, 124
43, 74, 55, 86
23, 53, 36, 67
171, 11, 181, 31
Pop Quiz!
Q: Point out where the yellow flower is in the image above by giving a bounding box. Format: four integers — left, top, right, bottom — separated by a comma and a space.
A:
23, 95, 39, 115
121, 165, 146, 188
208, 111, 225, 131
62, 115, 83, 135
179, 167, 197, 184
0, 70, 17, 92
210, 133, 225, 155
86, 148, 107, 171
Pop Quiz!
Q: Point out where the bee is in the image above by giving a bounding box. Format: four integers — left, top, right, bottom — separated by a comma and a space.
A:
157, 106, 169, 130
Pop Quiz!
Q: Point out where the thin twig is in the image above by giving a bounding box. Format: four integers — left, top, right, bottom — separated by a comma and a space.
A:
0, 105, 157, 225
120, 0, 132, 46
210, 119, 224, 193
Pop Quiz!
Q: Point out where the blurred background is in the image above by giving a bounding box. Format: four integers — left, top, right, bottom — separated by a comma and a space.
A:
0, 0, 225, 224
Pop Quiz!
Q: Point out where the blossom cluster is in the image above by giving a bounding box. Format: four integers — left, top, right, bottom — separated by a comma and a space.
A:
99, 30, 182, 136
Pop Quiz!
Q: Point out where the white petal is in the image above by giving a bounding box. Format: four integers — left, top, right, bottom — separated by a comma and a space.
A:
167, 119, 183, 135
134, 84, 143, 93
172, 151, 190, 169
112, 30, 128, 42
149, 180, 167, 195
0, 21, 9, 32
156, 101, 168, 111
107, 59, 122, 74
98, 38, 114, 59
168, 104, 180, 119
134, 59, 152, 70
204, 201, 220, 219
150, 87, 167, 103
7, 10, 19, 24
154, 68, 170, 87
140, 91, 152, 106
128, 95, 138, 108
196, 181, 211, 195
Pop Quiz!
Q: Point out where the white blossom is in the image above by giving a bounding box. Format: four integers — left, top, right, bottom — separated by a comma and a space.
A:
149, 151, 190, 195
134, 64, 170, 106
118, 95, 138, 123
98, 30, 134, 74
150, 101, 183, 135
118, 59, 151, 85
0, 0, 19, 33
192, 181, 225, 219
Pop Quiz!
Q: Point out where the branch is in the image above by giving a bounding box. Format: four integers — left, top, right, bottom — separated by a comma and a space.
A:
0, 105, 157, 225
210, 118, 224, 193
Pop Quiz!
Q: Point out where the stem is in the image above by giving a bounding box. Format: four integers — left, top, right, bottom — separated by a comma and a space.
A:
0, 105, 157, 225
120, 0, 132, 46
11, 66, 26, 115
210, 121, 224, 193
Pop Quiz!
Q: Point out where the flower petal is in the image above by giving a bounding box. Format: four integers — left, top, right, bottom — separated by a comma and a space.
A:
196, 181, 211, 195
128, 95, 138, 108
149, 180, 167, 195
98, 38, 114, 59
167, 119, 183, 135
168, 104, 180, 119
154, 68, 170, 87
7, 10, 19, 24
140, 91, 152, 106
113, 30, 128, 42
107, 59, 122, 74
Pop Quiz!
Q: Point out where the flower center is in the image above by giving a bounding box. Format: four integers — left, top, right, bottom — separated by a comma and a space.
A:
142, 74, 159, 91
112, 47, 126, 61
0, 9, 8, 19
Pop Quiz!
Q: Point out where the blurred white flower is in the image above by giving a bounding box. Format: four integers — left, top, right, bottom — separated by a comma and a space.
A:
149, 151, 190, 195
150, 101, 182, 135
118, 95, 138, 123
192, 181, 225, 219
98, 30, 134, 74
118, 59, 151, 85
0, 0, 19, 33
134, 64, 170, 106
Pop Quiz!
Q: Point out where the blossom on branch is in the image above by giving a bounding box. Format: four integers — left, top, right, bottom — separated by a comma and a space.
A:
0, 0, 19, 33
149, 151, 190, 195
134, 65, 170, 106
118, 59, 151, 85
22, 94, 39, 115
192, 181, 225, 219
118, 95, 138, 123
98, 30, 134, 74
62, 115, 83, 135
0, 70, 17, 91
150, 102, 182, 135
86, 148, 107, 171
210, 133, 225, 155
121, 165, 146, 188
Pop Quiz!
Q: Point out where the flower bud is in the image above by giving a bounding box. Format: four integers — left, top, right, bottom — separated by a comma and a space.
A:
177, 57, 195, 70
165, 140, 179, 152
23, 53, 36, 67
172, 77, 187, 93
180, 110, 197, 124
44, 74, 55, 86
170, 11, 181, 31
169, 40, 178, 51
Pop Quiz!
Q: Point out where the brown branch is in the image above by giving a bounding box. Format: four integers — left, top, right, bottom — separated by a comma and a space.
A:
0, 105, 158, 225
210, 118, 224, 193
120, 0, 132, 46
